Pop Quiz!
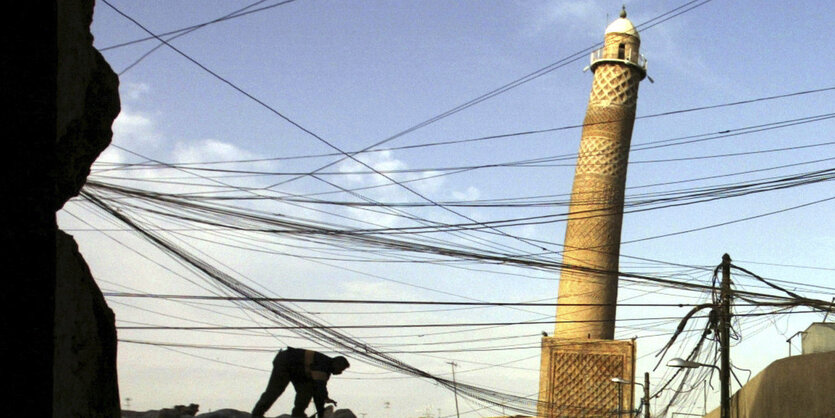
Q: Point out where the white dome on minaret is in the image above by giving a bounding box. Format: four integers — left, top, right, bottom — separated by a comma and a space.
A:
605, 7, 640, 39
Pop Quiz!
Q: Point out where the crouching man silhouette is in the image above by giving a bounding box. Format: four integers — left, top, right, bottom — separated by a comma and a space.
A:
251, 347, 350, 418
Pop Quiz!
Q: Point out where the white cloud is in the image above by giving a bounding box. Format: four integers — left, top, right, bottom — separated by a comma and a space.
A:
548, 0, 598, 22
339, 150, 405, 186
452, 186, 481, 201
526, 0, 607, 38
95, 100, 283, 194
646, 23, 742, 95
121, 82, 150, 101
173, 139, 258, 165
92, 106, 164, 182
111, 108, 159, 146
104, 109, 168, 167
338, 150, 450, 194
96, 144, 125, 166
331, 150, 464, 228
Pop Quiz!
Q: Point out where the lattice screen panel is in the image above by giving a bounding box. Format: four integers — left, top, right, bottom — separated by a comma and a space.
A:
538, 339, 635, 418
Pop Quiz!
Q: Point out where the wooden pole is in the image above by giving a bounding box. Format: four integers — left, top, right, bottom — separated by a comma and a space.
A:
448, 361, 461, 418
720, 254, 732, 418
644, 372, 651, 418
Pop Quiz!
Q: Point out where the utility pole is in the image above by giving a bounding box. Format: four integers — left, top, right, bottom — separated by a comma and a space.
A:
447, 361, 461, 418
719, 254, 732, 418
643, 372, 651, 418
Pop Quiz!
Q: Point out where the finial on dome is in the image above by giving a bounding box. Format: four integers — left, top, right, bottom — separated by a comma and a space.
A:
605, 5, 640, 39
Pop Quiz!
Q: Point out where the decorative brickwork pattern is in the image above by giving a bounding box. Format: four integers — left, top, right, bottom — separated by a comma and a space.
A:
575, 135, 631, 177
552, 352, 620, 416
538, 338, 636, 417
589, 65, 641, 106
554, 25, 643, 340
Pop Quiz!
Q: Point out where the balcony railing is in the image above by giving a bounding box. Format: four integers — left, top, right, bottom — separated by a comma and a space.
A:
590, 46, 647, 71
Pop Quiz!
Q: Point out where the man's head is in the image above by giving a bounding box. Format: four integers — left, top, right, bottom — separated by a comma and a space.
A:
331, 356, 350, 375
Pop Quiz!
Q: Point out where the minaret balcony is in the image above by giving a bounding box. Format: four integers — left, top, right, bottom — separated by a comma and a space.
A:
589, 46, 647, 76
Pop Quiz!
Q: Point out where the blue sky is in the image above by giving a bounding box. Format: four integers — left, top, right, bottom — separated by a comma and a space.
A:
58, 1, 834, 416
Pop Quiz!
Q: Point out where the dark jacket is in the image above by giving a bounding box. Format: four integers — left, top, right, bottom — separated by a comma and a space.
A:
283, 347, 335, 416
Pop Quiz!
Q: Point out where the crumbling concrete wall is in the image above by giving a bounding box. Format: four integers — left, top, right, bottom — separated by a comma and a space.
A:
56, 0, 120, 210
54, 0, 121, 416
55, 230, 120, 417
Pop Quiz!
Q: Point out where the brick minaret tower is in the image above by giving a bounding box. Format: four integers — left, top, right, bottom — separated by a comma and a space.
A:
539, 9, 645, 416
555, 7, 646, 340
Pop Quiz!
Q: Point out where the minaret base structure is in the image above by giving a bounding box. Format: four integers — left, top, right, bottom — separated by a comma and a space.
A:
538, 338, 635, 417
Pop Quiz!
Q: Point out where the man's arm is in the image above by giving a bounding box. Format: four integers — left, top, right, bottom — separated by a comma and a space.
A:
311, 380, 328, 417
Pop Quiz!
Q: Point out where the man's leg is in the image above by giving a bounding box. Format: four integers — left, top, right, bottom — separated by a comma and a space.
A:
252, 353, 291, 417
290, 381, 314, 417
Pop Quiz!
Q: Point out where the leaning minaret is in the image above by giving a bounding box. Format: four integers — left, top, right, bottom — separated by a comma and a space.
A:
539, 8, 646, 417
555, 7, 646, 340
